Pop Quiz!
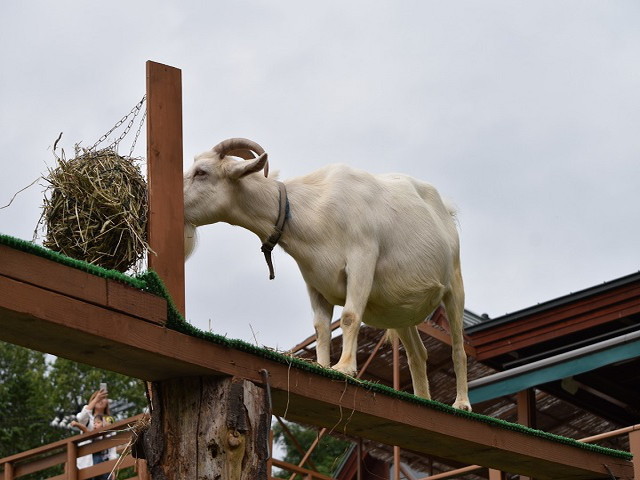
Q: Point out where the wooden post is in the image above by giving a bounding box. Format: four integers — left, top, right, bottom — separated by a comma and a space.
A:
517, 389, 537, 429
488, 469, 506, 480
66, 441, 78, 480
517, 389, 536, 480
144, 377, 269, 479
146, 60, 185, 315
267, 429, 274, 479
629, 428, 640, 480
3, 461, 14, 480
136, 459, 150, 480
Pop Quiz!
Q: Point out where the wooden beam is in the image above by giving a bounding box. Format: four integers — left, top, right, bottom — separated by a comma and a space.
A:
629, 429, 640, 480
0, 248, 633, 479
417, 322, 476, 357
0, 245, 166, 326
517, 389, 537, 429
146, 60, 185, 315
470, 281, 640, 360
469, 333, 640, 403
423, 465, 483, 479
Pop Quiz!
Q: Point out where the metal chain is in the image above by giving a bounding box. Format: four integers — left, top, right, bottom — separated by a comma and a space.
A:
90, 95, 146, 153
128, 108, 147, 158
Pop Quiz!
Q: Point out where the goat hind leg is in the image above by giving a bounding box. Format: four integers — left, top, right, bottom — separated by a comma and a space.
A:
394, 326, 430, 399
443, 270, 471, 411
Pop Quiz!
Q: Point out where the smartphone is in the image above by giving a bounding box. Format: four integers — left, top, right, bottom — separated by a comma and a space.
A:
100, 382, 107, 392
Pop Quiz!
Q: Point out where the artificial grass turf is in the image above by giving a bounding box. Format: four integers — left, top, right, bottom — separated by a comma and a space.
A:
0, 233, 632, 461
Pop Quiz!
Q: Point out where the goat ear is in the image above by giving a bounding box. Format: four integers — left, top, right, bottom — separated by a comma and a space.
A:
227, 153, 269, 180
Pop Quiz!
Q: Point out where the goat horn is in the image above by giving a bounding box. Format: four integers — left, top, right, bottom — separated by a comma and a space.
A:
211, 138, 269, 177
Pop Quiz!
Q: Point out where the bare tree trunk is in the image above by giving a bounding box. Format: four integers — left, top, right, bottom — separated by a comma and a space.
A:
142, 376, 269, 480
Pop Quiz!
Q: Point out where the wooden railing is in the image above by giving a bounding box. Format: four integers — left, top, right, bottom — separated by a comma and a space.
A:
0, 415, 148, 480
269, 459, 336, 480
424, 423, 640, 480
11, 416, 635, 479
0, 415, 337, 480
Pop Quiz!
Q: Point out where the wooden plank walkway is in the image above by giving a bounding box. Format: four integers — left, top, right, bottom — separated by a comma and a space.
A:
0, 243, 634, 479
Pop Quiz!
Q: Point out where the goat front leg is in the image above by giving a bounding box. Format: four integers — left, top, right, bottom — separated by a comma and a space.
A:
332, 251, 377, 377
307, 285, 334, 368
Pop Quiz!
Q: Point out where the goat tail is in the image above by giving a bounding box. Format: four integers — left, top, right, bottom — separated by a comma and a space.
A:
443, 198, 458, 217
443, 198, 461, 228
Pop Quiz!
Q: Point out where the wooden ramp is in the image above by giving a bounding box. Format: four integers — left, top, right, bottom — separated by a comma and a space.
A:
0, 238, 634, 480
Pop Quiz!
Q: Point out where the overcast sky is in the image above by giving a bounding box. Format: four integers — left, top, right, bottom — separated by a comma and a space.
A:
1, 1, 639, 353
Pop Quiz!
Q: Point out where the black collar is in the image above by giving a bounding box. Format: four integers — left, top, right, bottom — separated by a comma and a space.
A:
261, 181, 288, 279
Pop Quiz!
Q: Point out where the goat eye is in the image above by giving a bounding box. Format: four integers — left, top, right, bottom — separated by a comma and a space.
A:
193, 168, 207, 178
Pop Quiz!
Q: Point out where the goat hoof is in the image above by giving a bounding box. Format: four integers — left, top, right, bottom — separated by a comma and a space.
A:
452, 399, 472, 412
331, 363, 357, 377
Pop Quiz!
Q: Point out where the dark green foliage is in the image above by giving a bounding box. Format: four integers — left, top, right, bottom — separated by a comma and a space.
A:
47, 357, 147, 421
0, 340, 146, 460
272, 420, 351, 479
0, 342, 59, 458
116, 466, 136, 479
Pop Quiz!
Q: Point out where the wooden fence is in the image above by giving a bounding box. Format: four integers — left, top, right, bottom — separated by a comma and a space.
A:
0, 415, 148, 480
0, 414, 339, 480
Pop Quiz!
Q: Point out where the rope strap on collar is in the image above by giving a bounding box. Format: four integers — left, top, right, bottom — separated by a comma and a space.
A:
261, 181, 288, 280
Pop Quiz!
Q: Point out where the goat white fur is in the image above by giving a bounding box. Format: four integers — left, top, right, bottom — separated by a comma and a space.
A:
184, 138, 471, 410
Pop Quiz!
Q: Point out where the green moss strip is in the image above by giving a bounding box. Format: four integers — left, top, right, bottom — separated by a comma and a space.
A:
0, 233, 632, 461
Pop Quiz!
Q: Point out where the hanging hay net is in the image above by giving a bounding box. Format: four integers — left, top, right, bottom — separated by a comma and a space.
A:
39, 96, 149, 273
41, 147, 149, 272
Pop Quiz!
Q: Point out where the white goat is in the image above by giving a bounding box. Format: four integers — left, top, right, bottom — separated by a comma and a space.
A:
184, 138, 471, 410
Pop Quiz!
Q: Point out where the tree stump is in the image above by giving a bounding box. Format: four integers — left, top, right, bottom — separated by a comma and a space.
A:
142, 376, 270, 479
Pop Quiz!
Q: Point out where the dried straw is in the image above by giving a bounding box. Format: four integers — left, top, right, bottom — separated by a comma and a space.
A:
41, 147, 149, 272
109, 413, 151, 477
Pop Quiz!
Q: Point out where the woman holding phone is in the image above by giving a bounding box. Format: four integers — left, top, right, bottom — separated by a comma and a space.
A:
73, 385, 113, 472
76, 385, 111, 431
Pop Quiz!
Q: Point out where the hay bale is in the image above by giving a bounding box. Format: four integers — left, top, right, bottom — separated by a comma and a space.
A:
42, 148, 148, 272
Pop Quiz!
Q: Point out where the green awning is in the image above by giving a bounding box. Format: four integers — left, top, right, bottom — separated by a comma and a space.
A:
469, 331, 640, 404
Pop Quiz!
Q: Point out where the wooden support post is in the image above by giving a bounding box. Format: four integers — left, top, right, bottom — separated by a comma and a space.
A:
629, 428, 640, 480
3, 461, 14, 480
143, 377, 269, 479
66, 441, 78, 480
267, 429, 273, 479
488, 469, 506, 480
517, 389, 536, 480
136, 459, 150, 480
146, 60, 185, 316
517, 389, 537, 429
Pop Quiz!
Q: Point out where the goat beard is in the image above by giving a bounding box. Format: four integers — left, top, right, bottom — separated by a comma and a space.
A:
184, 222, 198, 259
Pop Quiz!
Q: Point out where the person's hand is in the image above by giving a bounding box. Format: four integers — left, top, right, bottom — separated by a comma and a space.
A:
88, 389, 108, 409
70, 420, 89, 433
